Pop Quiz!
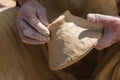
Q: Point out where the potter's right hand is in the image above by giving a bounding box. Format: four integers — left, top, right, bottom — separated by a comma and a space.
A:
16, 0, 50, 45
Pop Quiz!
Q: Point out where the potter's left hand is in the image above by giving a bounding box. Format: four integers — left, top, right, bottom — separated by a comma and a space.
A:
87, 14, 120, 50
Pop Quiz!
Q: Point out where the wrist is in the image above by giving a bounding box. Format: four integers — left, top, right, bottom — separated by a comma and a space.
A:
18, 0, 38, 6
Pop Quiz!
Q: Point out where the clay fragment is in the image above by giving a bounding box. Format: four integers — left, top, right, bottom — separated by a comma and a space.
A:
47, 11, 103, 70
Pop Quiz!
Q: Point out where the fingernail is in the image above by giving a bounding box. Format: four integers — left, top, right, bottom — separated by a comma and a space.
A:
87, 14, 96, 22
37, 22, 50, 36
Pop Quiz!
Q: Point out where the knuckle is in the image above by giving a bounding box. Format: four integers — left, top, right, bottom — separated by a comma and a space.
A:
19, 9, 25, 15
19, 9, 28, 17
38, 6, 46, 13
29, 18, 38, 26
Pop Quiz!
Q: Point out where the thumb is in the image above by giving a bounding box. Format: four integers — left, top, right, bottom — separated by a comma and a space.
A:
37, 7, 49, 26
87, 14, 120, 30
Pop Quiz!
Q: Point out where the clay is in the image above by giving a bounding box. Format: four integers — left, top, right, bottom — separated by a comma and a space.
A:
47, 11, 103, 70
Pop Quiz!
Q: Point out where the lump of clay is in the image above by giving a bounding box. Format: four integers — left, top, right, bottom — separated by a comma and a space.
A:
47, 11, 103, 70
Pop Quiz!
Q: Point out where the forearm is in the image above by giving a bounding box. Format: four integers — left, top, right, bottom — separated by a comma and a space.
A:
18, 0, 37, 6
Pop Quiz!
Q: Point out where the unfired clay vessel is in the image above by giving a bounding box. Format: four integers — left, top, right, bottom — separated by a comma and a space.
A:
47, 11, 103, 70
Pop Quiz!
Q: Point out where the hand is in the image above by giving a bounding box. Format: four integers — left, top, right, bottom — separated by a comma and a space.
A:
16, 0, 50, 45
87, 14, 120, 50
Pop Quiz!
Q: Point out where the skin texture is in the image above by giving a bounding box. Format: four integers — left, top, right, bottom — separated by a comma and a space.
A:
87, 14, 120, 50
16, 0, 50, 44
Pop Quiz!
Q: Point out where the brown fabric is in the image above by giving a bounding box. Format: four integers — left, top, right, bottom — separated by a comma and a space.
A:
47, 11, 102, 70
41, 0, 118, 22
84, 0, 118, 16
0, 7, 77, 80
0, 8, 57, 80
117, 0, 120, 15
91, 43, 120, 80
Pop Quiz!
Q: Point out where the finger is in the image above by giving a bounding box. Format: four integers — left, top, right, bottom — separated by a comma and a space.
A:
23, 30, 50, 42
20, 10, 50, 36
18, 30, 46, 45
16, 16, 50, 42
16, 14, 25, 30
37, 8, 49, 26
87, 14, 120, 30
95, 28, 116, 50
